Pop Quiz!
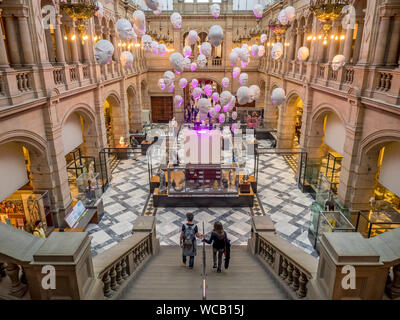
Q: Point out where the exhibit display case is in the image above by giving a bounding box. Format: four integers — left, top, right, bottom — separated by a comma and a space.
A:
0, 190, 53, 233
76, 173, 103, 207
312, 210, 356, 249
320, 151, 342, 194
355, 210, 400, 238
167, 164, 238, 196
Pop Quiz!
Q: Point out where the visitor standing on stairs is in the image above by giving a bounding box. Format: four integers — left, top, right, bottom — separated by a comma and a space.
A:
203, 221, 230, 273
180, 213, 204, 269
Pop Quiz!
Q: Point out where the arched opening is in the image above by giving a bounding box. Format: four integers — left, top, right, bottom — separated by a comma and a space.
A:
305, 109, 346, 198
104, 94, 124, 147
0, 140, 54, 234
276, 94, 303, 149
62, 110, 101, 205
354, 139, 400, 237
127, 86, 142, 132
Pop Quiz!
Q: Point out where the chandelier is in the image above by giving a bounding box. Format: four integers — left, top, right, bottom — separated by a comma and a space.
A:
309, 0, 349, 44
61, 0, 99, 35
268, 18, 288, 42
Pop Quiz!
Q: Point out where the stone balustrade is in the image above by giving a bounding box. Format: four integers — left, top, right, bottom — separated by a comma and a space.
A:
248, 216, 318, 299
93, 216, 159, 299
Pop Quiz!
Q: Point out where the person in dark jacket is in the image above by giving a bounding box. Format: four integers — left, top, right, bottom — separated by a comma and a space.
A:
203, 221, 229, 273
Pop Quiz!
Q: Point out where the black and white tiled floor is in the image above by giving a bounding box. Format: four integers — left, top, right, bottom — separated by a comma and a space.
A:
87, 145, 317, 258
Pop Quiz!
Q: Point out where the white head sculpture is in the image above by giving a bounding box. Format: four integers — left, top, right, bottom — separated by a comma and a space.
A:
248, 85, 261, 101
212, 92, 219, 103
233, 67, 241, 79
163, 71, 175, 87
297, 46, 309, 61
179, 78, 188, 89
197, 54, 207, 68
120, 51, 134, 70
239, 73, 248, 86
260, 34, 267, 44
191, 78, 199, 88
170, 12, 182, 29
210, 107, 217, 118
158, 43, 167, 55
151, 41, 159, 54
223, 105, 229, 113
204, 84, 213, 96
271, 88, 286, 106
232, 111, 238, 120
230, 96, 236, 108
258, 45, 265, 57
188, 30, 198, 45
253, 4, 263, 18
167, 83, 175, 93
271, 42, 284, 60
174, 95, 183, 108
285, 6, 296, 22
278, 9, 289, 25
94, 40, 114, 65
239, 47, 250, 62
221, 77, 229, 88
214, 104, 221, 113
183, 57, 191, 70
190, 62, 197, 71
95, 1, 104, 19
332, 54, 346, 71
200, 42, 212, 57
229, 51, 239, 66
142, 35, 153, 52
132, 10, 146, 37
237, 86, 249, 105
170, 52, 185, 73
210, 3, 221, 18
198, 98, 211, 115
251, 44, 259, 57
220, 91, 232, 107
241, 59, 249, 68
183, 45, 192, 58
116, 18, 135, 42
192, 87, 203, 100
144, 0, 159, 10
158, 78, 166, 91
208, 25, 224, 47
218, 113, 226, 124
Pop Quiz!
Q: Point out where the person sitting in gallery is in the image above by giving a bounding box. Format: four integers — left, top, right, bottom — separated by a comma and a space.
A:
180, 212, 203, 269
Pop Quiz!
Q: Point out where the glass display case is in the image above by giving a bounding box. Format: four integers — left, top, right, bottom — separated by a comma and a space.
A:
0, 190, 53, 233
355, 210, 400, 238
320, 151, 342, 194
167, 164, 238, 196
313, 210, 356, 249
76, 172, 103, 207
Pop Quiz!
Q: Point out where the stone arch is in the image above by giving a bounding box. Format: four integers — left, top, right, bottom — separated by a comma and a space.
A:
127, 85, 142, 132
351, 130, 400, 210
104, 92, 124, 147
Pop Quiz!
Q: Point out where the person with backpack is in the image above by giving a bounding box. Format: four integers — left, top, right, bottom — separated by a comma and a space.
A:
180, 212, 203, 269
203, 221, 230, 273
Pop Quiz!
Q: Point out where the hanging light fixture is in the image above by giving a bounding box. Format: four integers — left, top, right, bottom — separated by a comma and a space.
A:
309, 0, 349, 45
61, 0, 99, 40
268, 17, 288, 42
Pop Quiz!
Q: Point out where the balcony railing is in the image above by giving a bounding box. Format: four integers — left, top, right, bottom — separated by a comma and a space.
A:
16, 71, 32, 92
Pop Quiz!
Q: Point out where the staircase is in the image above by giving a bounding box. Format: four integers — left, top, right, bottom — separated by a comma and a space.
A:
118, 245, 290, 300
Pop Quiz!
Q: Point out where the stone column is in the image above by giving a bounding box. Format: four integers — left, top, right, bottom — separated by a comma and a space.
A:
289, 29, 296, 60
373, 15, 391, 65
5, 263, 28, 298
0, 10, 10, 68
54, 15, 66, 64
343, 26, 354, 63
69, 25, 80, 64
352, 21, 364, 64
295, 27, 303, 57
328, 22, 340, 62
18, 16, 35, 65
387, 15, 400, 66
4, 16, 22, 66
276, 103, 296, 149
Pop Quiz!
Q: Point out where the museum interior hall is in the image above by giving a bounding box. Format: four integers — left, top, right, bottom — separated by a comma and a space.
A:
0, 0, 400, 301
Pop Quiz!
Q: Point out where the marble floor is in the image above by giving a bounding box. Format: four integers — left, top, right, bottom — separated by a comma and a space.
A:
87, 144, 317, 258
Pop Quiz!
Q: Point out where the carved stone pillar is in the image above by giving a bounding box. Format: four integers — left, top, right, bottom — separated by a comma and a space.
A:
5, 263, 28, 298
4, 16, 22, 66
343, 26, 354, 63
69, 25, 80, 64
352, 21, 364, 64
54, 15, 66, 64
18, 16, 35, 65
373, 16, 391, 65
0, 10, 10, 68
328, 22, 340, 62
295, 27, 303, 58
289, 29, 296, 60
387, 15, 400, 66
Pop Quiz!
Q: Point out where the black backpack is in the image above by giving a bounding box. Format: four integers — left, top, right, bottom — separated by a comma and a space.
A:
183, 224, 196, 249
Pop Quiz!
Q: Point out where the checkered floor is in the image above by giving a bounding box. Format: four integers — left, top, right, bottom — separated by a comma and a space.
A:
87, 144, 317, 258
